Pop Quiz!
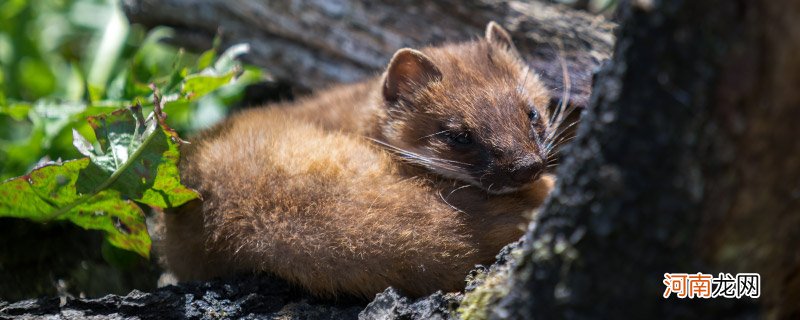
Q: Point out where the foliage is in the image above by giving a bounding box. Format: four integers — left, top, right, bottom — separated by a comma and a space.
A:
0, 0, 266, 257
0, 0, 264, 180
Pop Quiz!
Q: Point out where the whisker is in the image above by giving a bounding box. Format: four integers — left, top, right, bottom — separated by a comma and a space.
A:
522, 66, 531, 87
546, 120, 580, 145
546, 136, 577, 157
447, 184, 472, 199
546, 154, 559, 164
417, 130, 449, 141
549, 97, 564, 127
439, 190, 465, 213
555, 134, 577, 146
368, 138, 474, 175
554, 40, 571, 131
545, 101, 579, 137
542, 40, 575, 159
551, 104, 580, 130
544, 133, 579, 161
478, 171, 491, 184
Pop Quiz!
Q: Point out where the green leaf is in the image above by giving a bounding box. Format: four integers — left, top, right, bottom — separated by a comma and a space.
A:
85, 5, 129, 97
214, 43, 250, 74
18, 58, 56, 99
30, 100, 87, 144
76, 103, 199, 208
0, 102, 31, 121
196, 49, 216, 71
1, 0, 266, 262
0, 158, 150, 257
182, 72, 236, 100
181, 43, 250, 100
0, 103, 200, 257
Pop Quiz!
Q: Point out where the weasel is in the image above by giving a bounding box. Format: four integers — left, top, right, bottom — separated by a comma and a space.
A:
160, 22, 563, 298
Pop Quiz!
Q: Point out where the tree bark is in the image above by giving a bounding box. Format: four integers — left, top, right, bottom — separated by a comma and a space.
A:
121, 0, 615, 109
494, 0, 800, 318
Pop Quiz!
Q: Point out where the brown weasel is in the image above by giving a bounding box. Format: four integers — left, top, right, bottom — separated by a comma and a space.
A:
160, 22, 562, 298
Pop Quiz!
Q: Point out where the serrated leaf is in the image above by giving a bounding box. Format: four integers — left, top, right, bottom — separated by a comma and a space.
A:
78, 103, 198, 208
0, 104, 199, 257
0, 159, 150, 257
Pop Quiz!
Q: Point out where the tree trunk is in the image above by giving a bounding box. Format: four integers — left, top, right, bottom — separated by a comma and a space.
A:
494, 0, 800, 318
121, 0, 615, 109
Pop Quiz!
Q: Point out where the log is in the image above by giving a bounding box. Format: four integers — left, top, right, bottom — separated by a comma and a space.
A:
121, 0, 615, 108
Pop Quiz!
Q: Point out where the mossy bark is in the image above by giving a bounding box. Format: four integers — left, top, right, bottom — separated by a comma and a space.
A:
495, 0, 800, 318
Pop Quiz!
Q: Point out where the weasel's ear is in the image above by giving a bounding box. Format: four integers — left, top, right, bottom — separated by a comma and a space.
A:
485, 21, 518, 54
383, 48, 442, 102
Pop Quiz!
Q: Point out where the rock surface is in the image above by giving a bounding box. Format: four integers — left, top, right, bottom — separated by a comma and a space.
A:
1, 275, 361, 319
0, 242, 521, 320
359, 288, 459, 320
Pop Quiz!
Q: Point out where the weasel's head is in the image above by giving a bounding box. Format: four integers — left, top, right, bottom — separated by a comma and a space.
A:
376, 22, 552, 194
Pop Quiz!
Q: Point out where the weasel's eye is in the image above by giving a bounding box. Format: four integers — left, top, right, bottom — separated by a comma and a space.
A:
445, 131, 472, 145
528, 109, 539, 123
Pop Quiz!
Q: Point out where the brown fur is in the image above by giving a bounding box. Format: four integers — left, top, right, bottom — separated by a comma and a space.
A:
160, 22, 557, 299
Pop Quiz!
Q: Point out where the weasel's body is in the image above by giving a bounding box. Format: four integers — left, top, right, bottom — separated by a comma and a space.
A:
161, 22, 559, 298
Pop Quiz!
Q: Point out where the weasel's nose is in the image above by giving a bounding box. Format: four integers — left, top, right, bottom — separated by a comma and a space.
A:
511, 165, 539, 183
510, 157, 542, 183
